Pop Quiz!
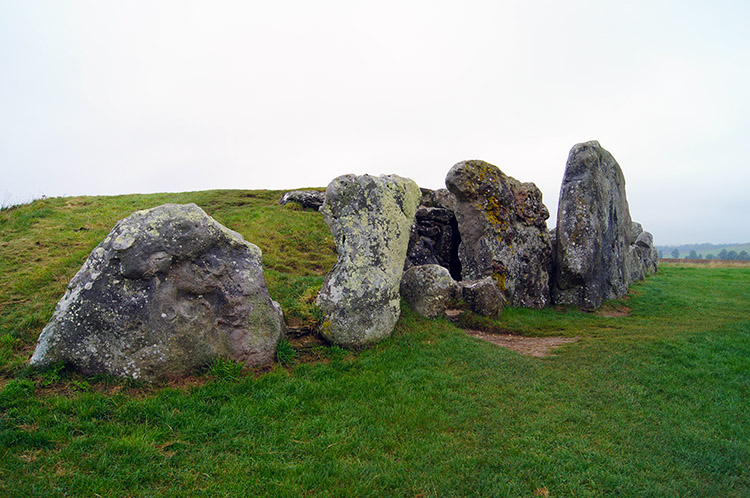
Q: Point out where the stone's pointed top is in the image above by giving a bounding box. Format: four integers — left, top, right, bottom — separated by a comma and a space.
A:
563, 142, 627, 190
577, 140, 601, 148
446, 160, 511, 202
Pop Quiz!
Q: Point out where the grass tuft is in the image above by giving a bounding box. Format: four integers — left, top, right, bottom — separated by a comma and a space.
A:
206, 357, 244, 381
276, 338, 297, 366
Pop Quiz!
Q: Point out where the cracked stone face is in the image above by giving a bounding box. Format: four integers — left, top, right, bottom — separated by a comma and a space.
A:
29, 203, 284, 381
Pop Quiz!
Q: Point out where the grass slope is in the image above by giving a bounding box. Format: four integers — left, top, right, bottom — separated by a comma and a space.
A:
1, 192, 749, 497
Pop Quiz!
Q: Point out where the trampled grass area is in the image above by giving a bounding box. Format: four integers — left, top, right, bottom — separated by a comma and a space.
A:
1, 193, 748, 497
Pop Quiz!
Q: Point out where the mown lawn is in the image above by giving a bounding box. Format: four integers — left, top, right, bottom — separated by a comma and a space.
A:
1, 192, 748, 497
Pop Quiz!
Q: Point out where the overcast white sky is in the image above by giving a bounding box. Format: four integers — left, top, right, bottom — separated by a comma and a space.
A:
1, 0, 748, 245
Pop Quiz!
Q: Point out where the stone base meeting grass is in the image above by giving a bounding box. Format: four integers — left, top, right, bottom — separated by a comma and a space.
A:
1, 191, 748, 497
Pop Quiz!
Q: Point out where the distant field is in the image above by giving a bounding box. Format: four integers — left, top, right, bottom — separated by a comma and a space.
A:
659, 258, 750, 267
658, 243, 750, 259
1, 192, 749, 497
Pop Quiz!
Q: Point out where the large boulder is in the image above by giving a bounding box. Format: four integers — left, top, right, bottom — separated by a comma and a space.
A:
446, 160, 553, 308
29, 203, 285, 381
316, 174, 421, 348
552, 141, 634, 308
400, 264, 457, 318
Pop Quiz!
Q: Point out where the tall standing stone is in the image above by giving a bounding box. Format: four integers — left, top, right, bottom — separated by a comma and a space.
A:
446, 160, 553, 308
552, 141, 634, 308
316, 174, 421, 348
29, 203, 285, 381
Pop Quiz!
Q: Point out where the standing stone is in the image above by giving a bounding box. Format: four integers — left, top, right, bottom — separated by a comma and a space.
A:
400, 264, 457, 318
29, 203, 285, 381
446, 160, 553, 308
316, 174, 421, 348
552, 141, 634, 309
626, 244, 647, 283
635, 230, 658, 276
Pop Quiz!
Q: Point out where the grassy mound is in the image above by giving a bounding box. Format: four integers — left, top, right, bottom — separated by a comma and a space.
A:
1, 191, 748, 497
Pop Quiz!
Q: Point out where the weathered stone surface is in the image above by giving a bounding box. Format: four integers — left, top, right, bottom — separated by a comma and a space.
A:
635, 230, 658, 275
29, 203, 284, 381
446, 160, 552, 308
316, 174, 421, 348
278, 190, 325, 210
625, 245, 647, 282
459, 277, 504, 316
418, 187, 457, 211
432, 188, 457, 211
400, 265, 457, 318
552, 141, 634, 309
631, 222, 644, 240
625, 228, 658, 282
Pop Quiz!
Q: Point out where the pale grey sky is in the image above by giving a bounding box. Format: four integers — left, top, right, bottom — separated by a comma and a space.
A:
1, 0, 748, 244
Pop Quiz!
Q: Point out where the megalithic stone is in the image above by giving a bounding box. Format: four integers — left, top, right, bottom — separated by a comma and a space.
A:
552, 141, 634, 309
316, 174, 421, 348
446, 160, 552, 308
30, 203, 285, 381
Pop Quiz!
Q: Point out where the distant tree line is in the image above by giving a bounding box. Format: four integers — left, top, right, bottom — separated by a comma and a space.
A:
658, 244, 750, 260
665, 249, 750, 260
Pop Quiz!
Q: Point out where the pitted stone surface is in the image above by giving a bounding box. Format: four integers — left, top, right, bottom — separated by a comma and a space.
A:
316, 174, 421, 348
446, 160, 552, 308
30, 203, 284, 381
552, 141, 634, 308
635, 230, 658, 276
459, 277, 504, 316
400, 265, 457, 318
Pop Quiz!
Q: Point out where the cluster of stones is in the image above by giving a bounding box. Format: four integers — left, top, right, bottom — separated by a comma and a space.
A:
400, 141, 657, 316
30, 140, 656, 381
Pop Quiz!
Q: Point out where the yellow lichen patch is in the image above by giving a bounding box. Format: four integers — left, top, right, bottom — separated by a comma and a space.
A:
319, 319, 332, 340
491, 272, 507, 294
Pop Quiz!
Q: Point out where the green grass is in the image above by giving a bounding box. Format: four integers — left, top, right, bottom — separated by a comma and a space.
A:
1, 192, 749, 497
0, 190, 335, 375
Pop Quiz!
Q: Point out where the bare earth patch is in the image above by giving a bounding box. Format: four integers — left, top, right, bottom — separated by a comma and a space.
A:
466, 330, 579, 357
596, 304, 631, 318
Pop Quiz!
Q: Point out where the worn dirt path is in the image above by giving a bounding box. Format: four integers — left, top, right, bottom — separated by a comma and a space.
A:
465, 330, 579, 357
